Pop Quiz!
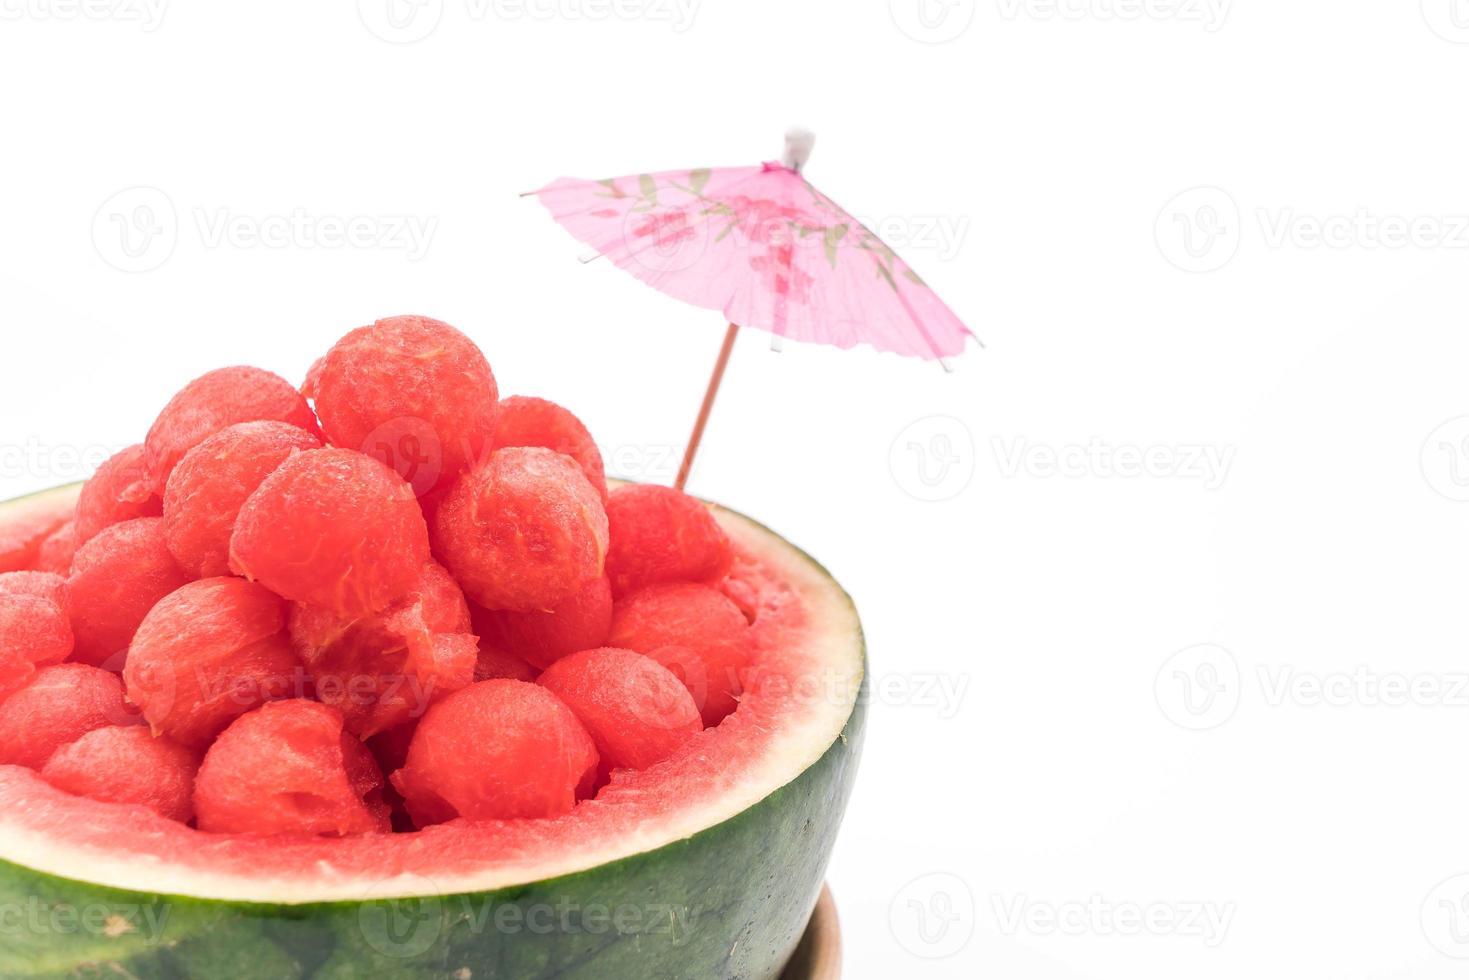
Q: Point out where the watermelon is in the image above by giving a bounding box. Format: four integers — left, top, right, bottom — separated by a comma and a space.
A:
0, 483, 866, 980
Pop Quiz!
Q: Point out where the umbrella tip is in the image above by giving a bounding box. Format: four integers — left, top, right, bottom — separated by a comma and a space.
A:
782, 127, 816, 173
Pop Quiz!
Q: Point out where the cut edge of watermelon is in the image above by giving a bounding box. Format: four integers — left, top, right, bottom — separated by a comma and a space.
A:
0, 483, 865, 904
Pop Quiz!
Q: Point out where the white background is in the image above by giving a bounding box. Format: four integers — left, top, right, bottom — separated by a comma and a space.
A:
4, 2, 1469, 977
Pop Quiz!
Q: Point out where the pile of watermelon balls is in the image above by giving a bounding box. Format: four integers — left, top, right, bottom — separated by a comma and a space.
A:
0, 316, 755, 836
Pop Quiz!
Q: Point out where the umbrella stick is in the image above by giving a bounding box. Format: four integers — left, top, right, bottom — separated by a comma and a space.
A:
674, 322, 739, 492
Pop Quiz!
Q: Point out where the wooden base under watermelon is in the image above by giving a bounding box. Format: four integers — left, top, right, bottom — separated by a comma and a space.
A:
0, 485, 866, 980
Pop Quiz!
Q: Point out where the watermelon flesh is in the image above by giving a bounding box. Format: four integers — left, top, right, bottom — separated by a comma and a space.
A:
0, 316, 861, 978
0, 483, 865, 979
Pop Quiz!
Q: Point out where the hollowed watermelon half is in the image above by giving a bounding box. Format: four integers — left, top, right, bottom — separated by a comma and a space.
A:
0, 484, 866, 980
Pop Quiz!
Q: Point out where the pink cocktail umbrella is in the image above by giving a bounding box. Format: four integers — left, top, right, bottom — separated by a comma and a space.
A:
529, 129, 979, 489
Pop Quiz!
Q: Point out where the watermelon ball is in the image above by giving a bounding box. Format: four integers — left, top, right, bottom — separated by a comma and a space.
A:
125, 577, 303, 748
305, 316, 499, 499
471, 574, 612, 671
490, 396, 608, 503
473, 643, 538, 683
229, 448, 430, 618
163, 421, 322, 578
0, 593, 72, 670
607, 583, 753, 727
0, 664, 135, 769
143, 366, 320, 496
0, 495, 72, 575
66, 517, 190, 668
33, 520, 77, 575
0, 651, 34, 707
41, 726, 200, 824
537, 648, 701, 772
0, 570, 70, 612
288, 563, 477, 737
194, 700, 390, 837
391, 680, 598, 825
0, 571, 72, 687
432, 447, 609, 613
73, 444, 161, 547
603, 484, 733, 598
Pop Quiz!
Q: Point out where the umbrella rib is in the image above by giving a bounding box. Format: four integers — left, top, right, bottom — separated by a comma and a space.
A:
808, 177, 980, 362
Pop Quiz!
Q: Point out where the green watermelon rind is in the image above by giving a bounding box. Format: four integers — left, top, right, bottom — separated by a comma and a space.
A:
0, 486, 867, 980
